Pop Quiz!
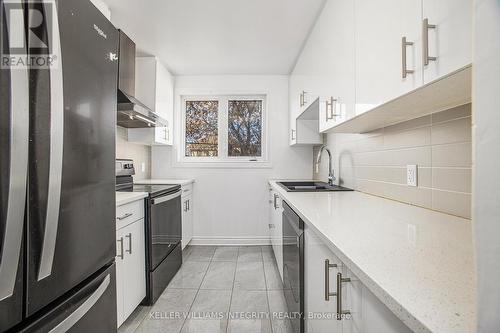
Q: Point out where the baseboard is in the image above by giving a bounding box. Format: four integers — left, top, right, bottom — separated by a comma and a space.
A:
189, 236, 271, 246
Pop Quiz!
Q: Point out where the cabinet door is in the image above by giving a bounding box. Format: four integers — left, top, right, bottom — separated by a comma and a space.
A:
355, 0, 422, 115
155, 61, 174, 145
341, 267, 362, 333
273, 194, 284, 280
422, 0, 472, 83
181, 195, 193, 249
122, 220, 146, 320
115, 229, 125, 327
362, 285, 412, 333
307, 0, 355, 132
304, 227, 342, 333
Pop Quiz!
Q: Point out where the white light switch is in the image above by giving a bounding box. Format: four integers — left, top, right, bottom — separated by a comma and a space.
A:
141, 162, 146, 173
407, 165, 418, 187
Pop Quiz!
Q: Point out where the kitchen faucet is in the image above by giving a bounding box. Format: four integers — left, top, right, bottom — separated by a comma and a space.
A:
316, 145, 335, 186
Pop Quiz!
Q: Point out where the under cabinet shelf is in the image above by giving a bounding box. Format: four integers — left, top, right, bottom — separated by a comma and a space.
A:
329, 64, 472, 134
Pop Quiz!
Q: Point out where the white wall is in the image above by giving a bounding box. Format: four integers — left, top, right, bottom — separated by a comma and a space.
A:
473, 0, 500, 331
152, 75, 312, 244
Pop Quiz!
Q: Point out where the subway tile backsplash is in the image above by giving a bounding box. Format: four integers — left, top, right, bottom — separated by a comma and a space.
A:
314, 104, 472, 219
116, 126, 151, 180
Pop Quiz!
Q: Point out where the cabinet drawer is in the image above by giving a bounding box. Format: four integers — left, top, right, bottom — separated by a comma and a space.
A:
116, 200, 144, 230
181, 183, 193, 197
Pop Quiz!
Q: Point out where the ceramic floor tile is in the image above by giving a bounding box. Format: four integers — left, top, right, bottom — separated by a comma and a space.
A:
227, 318, 272, 333
230, 290, 269, 313
234, 261, 266, 290
168, 262, 210, 289
212, 246, 239, 262
271, 319, 294, 333
181, 290, 232, 333
200, 261, 236, 290
135, 317, 185, 333
181, 318, 228, 333
152, 288, 198, 313
185, 246, 216, 262
263, 261, 283, 290
237, 246, 263, 262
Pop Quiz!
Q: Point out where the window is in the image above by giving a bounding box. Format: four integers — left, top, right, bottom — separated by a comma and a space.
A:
180, 95, 267, 165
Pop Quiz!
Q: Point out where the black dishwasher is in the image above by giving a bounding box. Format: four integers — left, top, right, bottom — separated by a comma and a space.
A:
282, 201, 304, 333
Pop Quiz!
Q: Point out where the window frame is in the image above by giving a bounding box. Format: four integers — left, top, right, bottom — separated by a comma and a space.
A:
177, 94, 269, 167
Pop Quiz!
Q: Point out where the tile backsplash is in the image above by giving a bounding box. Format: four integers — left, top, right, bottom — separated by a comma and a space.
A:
116, 127, 151, 180
314, 104, 472, 219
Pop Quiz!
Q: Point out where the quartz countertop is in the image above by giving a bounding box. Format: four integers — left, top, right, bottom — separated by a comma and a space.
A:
269, 181, 475, 333
115, 192, 148, 206
134, 179, 195, 186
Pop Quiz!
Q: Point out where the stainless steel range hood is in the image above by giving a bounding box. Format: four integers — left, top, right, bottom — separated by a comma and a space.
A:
117, 30, 166, 128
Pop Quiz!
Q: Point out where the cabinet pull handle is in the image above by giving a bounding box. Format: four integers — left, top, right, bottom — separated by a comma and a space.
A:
325, 259, 338, 301
187, 199, 190, 211
291, 129, 296, 141
325, 97, 340, 121
268, 224, 275, 229
117, 213, 133, 221
336, 272, 351, 320
423, 18, 437, 66
402, 37, 414, 78
125, 233, 132, 254
183, 201, 188, 212
273, 194, 279, 209
117, 237, 124, 259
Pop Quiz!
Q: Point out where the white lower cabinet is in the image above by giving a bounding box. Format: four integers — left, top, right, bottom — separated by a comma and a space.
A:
116, 203, 146, 328
181, 191, 193, 249
304, 226, 411, 333
268, 187, 284, 280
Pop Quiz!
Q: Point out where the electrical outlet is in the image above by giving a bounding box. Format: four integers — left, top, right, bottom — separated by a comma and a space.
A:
407, 165, 418, 187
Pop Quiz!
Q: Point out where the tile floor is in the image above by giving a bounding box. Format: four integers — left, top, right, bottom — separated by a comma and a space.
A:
118, 245, 294, 333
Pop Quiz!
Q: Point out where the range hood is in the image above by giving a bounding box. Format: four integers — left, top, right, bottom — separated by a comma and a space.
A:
117, 30, 166, 128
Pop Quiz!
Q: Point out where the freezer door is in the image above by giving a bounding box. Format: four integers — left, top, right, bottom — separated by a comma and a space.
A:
20, 264, 117, 333
0, 0, 29, 330
26, 0, 118, 315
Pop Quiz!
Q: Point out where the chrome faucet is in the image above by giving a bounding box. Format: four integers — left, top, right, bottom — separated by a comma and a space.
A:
316, 145, 335, 186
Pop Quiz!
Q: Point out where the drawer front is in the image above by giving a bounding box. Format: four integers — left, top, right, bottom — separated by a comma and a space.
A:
181, 183, 193, 198
116, 200, 144, 230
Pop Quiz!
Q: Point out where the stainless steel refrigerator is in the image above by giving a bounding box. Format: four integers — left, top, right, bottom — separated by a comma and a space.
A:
1, 0, 118, 331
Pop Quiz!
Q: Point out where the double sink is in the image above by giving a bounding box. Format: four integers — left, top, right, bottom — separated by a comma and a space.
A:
277, 181, 353, 192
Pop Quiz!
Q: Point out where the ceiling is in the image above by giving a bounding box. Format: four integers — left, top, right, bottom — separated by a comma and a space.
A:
102, 0, 326, 75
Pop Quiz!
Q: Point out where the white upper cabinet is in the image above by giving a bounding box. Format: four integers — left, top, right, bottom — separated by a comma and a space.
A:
355, 0, 423, 115
128, 57, 174, 146
422, 0, 473, 83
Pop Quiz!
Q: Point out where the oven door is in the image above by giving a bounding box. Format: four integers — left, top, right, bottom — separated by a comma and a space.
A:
147, 190, 182, 271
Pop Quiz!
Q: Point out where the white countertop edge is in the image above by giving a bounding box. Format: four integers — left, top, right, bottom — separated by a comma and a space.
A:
116, 192, 148, 206
134, 179, 195, 186
269, 180, 454, 333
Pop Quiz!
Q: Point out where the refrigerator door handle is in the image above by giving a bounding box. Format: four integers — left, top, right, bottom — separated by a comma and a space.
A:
48, 274, 111, 333
0, 12, 29, 301
38, 0, 65, 281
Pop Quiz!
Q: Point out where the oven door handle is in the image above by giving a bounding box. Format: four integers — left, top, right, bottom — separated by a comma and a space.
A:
151, 190, 181, 205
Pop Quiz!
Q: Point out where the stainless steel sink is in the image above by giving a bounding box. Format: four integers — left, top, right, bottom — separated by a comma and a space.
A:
277, 181, 353, 192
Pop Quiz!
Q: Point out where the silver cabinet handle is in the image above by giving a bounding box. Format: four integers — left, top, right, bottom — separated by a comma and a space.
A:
183, 201, 188, 212
300, 90, 308, 107
117, 213, 133, 221
49, 274, 110, 333
336, 272, 351, 320
38, 0, 64, 282
164, 127, 168, 140
423, 18, 437, 66
325, 97, 339, 121
0, 16, 29, 300
273, 194, 279, 209
117, 237, 124, 260
291, 129, 296, 141
268, 224, 275, 229
125, 233, 132, 254
325, 259, 338, 301
402, 37, 414, 78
